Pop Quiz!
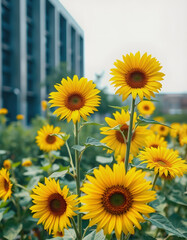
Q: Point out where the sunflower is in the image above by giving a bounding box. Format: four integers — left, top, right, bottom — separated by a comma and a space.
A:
3, 159, 11, 169
80, 163, 156, 239
110, 52, 164, 101
100, 110, 150, 159
0, 108, 8, 115
22, 158, 32, 167
0, 168, 13, 201
154, 124, 169, 137
41, 100, 48, 111
170, 123, 181, 138
115, 154, 133, 164
139, 147, 187, 180
36, 124, 65, 152
30, 178, 78, 235
16, 114, 24, 120
49, 75, 100, 123
179, 124, 187, 146
137, 101, 155, 116
145, 134, 167, 149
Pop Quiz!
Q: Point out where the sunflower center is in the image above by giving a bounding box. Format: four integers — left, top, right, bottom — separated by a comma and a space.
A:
102, 185, 133, 215
46, 135, 56, 144
126, 69, 147, 88
48, 193, 67, 216
143, 105, 150, 111
150, 144, 159, 148
66, 93, 85, 110
155, 158, 170, 167
4, 179, 9, 191
160, 126, 165, 131
115, 124, 135, 143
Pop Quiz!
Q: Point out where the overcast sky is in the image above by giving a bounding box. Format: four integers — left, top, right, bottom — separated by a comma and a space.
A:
60, 0, 187, 94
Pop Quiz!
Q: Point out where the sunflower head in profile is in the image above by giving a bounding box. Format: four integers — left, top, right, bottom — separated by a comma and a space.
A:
36, 124, 64, 152
0, 168, 13, 201
139, 147, 187, 180
80, 163, 156, 239
110, 52, 164, 101
100, 110, 150, 159
137, 101, 155, 116
30, 178, 78, 235
179, 124, 187, 146
145, 134, 167, 149
49, 75, 101, 123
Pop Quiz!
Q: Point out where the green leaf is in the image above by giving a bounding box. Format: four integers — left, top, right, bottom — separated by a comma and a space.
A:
169, 213, 187, 235
108, 105, 129, 112
85, 137, 112, 150
96, 156, 113, 164
79, 122, 104, 131
52, 133, 70, 141
72, 145, 86, 152
49, 169, 68, 179
3, 210, 15, 220
167, 193, 187, 206
0, 208, 6, 222
145, 213, 186, 238
23, 166, 43, 176
27, 176, 41, 190
12, 162, 21, 168
3, 223, 22, 240
136, 116, 170, 128
83, 230, 105, 240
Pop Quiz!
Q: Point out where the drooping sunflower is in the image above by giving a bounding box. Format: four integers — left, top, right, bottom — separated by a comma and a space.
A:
0, 168, 13, 201
110, 52, 164, 101
170, 123, 181, 138
139, 147, 187, 180
80, 163, 156, 239
145, 134, 167, 149
100, 110, 150, 159
30, 178, 78, 235
49, 75, 101, 123
137, 101, 155, 116
36, 124, 64, 152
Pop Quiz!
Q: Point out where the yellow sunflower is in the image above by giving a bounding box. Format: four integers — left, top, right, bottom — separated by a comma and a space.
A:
36, 124, 64, 152
170, 123, 181, 138
154, 124, 169, 137
179, 124, 187, 146
0, 168, 13, 201
137, 101, 155, 116
0, 108, 8, 115
3, 159, 11, 169
139, 147, 187, 180
16, 114, 24, 120
145, 134, 167, 149
49, 75, 100, 123
115, 154, 133, 164
30, 178, 78, 235
22, 158, 32, 167
80, 163, 156, 239
100, 110, 150, 159
41, 100, 48, 111
110, 52, 164, 101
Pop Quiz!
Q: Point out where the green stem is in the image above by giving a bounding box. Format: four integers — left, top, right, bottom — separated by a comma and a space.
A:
74, 122, 82, 239
71, 217, 80, 240
125, 97, 136, 172
15, 183, 31, 193
152, 173, 159, 190
65, 141, 76, 176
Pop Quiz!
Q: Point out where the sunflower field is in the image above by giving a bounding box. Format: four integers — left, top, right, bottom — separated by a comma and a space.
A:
0, 52, 187, 240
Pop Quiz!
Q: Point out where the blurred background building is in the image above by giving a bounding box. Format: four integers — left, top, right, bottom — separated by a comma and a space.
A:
0, 0, 84, 124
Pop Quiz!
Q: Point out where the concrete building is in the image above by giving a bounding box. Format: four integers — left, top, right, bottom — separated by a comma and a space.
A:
0, 0, 84, 123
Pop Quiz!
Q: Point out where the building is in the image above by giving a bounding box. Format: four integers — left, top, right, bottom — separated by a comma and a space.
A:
0, 0, 84, 124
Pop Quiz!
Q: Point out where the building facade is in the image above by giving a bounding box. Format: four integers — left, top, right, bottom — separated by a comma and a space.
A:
0, 0, 84, 123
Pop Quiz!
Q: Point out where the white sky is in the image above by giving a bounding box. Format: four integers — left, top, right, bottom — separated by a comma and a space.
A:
60, 0, 187, 94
